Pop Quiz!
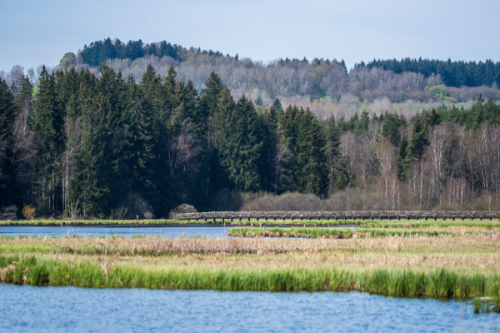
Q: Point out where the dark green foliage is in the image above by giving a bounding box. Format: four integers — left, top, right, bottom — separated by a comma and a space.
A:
382, 113, 404, 146
407, 117, 428, 159
79, 39, 179, 67
324, 117, 345, 193
4, 57, 500, 218
281, 106, 327, 195
33, 66, 65, 212
362, 58, 500, 88
224, 95, 263, 191
397, 137, 410, 180
0, 79, 17, 205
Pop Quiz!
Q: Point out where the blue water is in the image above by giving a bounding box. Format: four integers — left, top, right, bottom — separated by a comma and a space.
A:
0, 284, 497, 332
0, 225, 358, 238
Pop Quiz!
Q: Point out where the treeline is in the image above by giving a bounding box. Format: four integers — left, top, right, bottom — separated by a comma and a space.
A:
1, 63, 500, 219
71, 38, 500, 106
79, 37, 232, 68
0, 64, 338, 218
359, 58, 500, 88
79, 38, 183, 67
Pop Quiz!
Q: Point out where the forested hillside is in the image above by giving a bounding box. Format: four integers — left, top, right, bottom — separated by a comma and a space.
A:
1, 60, 500, 218
49, 38, 500, 111
359, 58, 500, 88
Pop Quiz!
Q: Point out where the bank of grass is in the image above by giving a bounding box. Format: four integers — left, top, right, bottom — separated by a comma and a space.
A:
0, 235, 500, 309
0, 219, 185, 226
361, 221, 500, 229
1, 255, 499, 301
227, 227, 479, 238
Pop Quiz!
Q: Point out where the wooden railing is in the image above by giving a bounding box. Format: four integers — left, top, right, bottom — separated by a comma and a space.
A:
177, 211, 500, 222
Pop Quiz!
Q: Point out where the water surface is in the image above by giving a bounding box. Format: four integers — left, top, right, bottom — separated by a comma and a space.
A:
0, 225, 358, 238
0, 284, 497, 332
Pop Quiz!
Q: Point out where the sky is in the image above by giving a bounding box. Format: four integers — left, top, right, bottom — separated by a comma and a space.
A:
1, 0, 499, 73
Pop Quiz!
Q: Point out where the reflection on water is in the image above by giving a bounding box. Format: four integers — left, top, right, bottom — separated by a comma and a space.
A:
0, 284, 498, 333
0, 225, 358, 238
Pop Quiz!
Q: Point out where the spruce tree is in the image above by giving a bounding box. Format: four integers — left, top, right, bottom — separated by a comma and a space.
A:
297, 109, 326, 195
0, 79, 17, 205
124, 75, 155, 209
33, 66, 64, 212
397, 137, 410, 180
324, 117, 345, 194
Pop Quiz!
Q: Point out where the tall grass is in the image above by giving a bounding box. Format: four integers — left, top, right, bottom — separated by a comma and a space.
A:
228, 227, 460, 239
0, 219, 184, 226
361, 221, 500, 229
1, 255, 499, 303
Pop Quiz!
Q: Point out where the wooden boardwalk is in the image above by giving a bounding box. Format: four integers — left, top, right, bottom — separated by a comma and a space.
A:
177, 211, 500, 222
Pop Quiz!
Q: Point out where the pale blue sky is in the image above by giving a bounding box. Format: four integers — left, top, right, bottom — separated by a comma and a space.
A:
1, 0, 499, 72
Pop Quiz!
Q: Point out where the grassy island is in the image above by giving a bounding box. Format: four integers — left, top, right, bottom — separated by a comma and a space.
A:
0, 232, 499, 311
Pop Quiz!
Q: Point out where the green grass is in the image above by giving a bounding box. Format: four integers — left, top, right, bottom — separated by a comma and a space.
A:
228, 227, 460, 238
0, 219, 187, 226
1, 255, 499, 302
361, 221, 500, 229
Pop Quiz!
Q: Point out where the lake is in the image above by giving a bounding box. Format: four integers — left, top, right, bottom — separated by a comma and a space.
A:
0, 284, 497, 332
0, 225, 359, 238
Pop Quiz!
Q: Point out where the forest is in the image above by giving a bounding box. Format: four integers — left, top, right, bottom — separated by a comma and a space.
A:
1, 57, 500, 219
20, 38, 497, 114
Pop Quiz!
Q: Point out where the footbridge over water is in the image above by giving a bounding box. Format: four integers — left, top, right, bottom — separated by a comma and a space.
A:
177, 211, 500, 222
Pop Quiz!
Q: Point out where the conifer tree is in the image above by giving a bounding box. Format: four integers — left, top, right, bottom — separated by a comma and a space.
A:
397, 136, 410, 180
297, 109, 326, 195
407, 118, 428, 159
0, 79, 17, 205
72, 95, 114, 216
324, 116, 345, 194
33, 66, 64, 211
123, 75, 155, 209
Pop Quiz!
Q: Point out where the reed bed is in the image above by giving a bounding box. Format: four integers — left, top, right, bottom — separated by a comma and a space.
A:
226, 227, 499, 238
361, 221, 500, 229
0, 254, 499, 305
0, 233, 500, 309
1, 234, 500, 309
0, 219, 184, 226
